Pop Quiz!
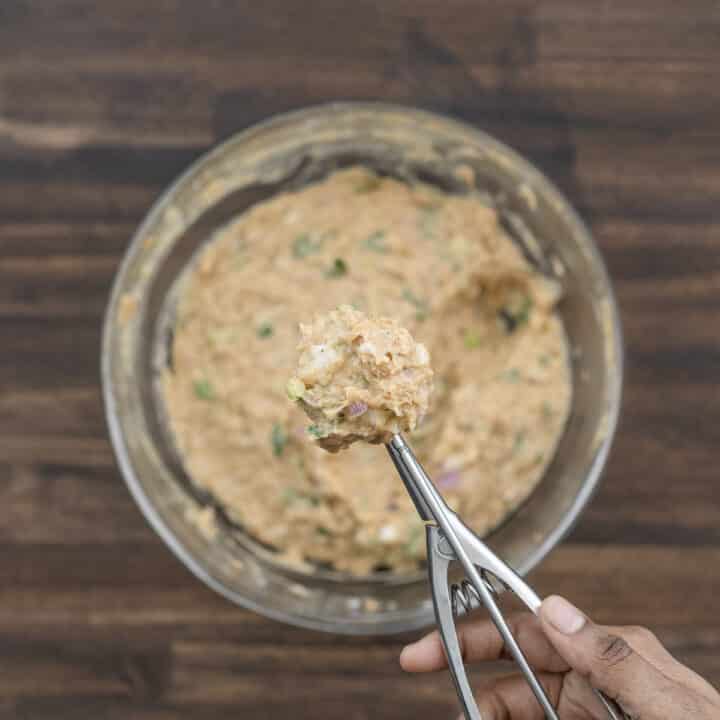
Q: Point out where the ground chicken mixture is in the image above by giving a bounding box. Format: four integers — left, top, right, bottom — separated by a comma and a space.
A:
162, 167, 572, 575
288, 305, 434, 451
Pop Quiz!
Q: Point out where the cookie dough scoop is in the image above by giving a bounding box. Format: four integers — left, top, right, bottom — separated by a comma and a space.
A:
288, 306, 626, 720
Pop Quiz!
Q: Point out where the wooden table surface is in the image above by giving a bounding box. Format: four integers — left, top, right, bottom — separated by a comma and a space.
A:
2, 2, 719, 718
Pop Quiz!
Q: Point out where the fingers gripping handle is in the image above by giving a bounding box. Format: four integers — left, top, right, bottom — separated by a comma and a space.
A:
428, 527, 627, 720
390, 436, 627, 720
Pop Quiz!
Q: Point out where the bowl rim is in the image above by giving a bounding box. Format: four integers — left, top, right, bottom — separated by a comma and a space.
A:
101, 100, 624, 634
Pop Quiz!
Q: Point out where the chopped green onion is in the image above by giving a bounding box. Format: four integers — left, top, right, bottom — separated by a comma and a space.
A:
282, 487, 320, 507
271, 423, 288, 457
325, 257, 348, 278
286, 377, 306, 401
193, 378, 215, 401
282, 487, 300, 504
498, 295, 533, 333
207, 326, 236, 348
405, 524, 425, 557
316, 526, 331, 537
463, 329, 482, 349
307, 424, 325, 438
362, 230, 388, 253
515, 296, 533, 325
354, 174, 382, 193
541, 401, 554, 419
233, 239, 248, 269
503, 368, 521, 382
292, 233, 323, 258
402, 288, 429, 322
257, 322, 274, 339
417, 206, 440, 238
513, 429, 527, 454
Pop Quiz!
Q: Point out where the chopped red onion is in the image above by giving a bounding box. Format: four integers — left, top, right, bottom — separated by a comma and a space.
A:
437, 470, 462, 490
347, 401, 368, 418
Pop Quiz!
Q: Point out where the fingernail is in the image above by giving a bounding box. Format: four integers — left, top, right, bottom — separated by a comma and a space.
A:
399, 640, 420, 666
543, 595, 586, 635
400, 633, 436, 669
401, 633, 430, 658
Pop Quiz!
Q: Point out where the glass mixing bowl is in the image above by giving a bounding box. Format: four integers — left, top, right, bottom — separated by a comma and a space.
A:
101, 103, 622, 635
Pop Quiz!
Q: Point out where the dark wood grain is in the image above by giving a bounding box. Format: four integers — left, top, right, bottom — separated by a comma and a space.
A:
1, 1, 719, 718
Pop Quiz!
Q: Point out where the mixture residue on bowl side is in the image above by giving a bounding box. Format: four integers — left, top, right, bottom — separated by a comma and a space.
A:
162, 167, 572, 575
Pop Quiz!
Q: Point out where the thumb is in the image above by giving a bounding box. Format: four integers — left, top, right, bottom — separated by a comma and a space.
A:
539, 596, 669, 716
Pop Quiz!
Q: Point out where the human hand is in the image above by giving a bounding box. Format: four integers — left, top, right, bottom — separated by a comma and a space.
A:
400, 595, 720, 719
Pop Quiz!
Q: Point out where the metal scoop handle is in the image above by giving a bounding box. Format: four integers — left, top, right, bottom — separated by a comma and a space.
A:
387, 434, 628, 720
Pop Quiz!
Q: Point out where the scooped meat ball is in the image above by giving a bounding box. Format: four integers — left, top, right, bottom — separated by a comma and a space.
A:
288, 305, 434, 451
